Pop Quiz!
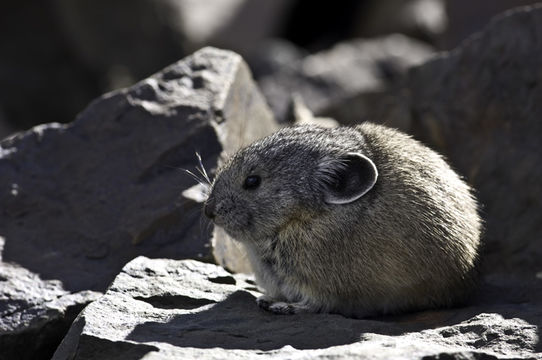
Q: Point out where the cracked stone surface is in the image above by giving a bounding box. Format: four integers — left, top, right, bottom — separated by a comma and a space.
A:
53, 257, 541, 360
0, 47, 276, 359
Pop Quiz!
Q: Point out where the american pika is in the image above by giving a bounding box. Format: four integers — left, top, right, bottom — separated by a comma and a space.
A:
204, 123, 481, 317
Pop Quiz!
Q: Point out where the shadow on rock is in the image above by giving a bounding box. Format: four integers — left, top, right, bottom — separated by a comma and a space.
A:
126, 290, 491, 351
54, 257, 540, 358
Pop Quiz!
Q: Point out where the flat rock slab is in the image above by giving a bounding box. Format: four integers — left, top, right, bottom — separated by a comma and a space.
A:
0, 47, 276, 359
53, 257, 541, 360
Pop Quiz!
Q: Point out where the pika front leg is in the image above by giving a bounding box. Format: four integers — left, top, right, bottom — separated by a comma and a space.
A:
268, 301, 315, 314
256, 295, 275, 310
256, 295, 316, 315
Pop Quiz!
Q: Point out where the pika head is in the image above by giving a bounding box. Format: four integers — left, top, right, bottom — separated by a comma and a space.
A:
204, 126, 377, 241
204, 123, 481, 318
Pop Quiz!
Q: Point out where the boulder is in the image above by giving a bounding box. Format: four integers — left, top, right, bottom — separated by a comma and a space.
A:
443, 0, 538, 49
245, 39, 307, 80
0, 248, 100, 360
1, 0, 289, 135
54, 0, 292, 85
393, 4, 542, 279
258, 34, 434, 123
0, 47, 276, 359
352, 0, 447, 43
53, 257, 541, 359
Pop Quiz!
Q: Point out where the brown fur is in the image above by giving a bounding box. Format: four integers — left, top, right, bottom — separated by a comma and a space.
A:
204, 123, 481, 317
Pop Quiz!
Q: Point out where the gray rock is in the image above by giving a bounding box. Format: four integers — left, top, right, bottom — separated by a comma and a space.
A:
443, 0, 539, 49
258, 34, 434, 123
54, 0, 293, 91
53, 257, 541, 359
174, 0, 292, 57
0, 47, 276, 358
353, 0, 447, 42
0, 237, 101, 360
390, 4, 542, 279
245, 39, 307, 79
1, 0, 289, 136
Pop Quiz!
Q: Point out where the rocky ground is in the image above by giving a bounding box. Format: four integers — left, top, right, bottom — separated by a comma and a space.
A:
1, 4, 542, 360
52, 256, 541, 359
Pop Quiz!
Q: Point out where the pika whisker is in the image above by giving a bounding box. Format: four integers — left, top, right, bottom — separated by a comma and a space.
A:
195, 152, 212, 185
183, 168, 205, 186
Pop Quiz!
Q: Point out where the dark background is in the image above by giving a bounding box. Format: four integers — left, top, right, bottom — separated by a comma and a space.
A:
0, 0, 538, 138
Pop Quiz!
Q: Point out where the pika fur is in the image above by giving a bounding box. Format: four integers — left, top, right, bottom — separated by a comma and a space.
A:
204, 123, 481, 317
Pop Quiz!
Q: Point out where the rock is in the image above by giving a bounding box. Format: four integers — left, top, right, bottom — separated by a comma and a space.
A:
352, 0, 447, 43
258, 34, 434, 123
0, 47, 276, 358
321, 85, 414, 131
280, 0, 446, 51
1, 0, 443, 138
1, 0, 289, 136
54, 0, 292, 87
0, 246, 101, 360
387, 4, 542, 279
53, 257, 541, 359
245, 39, 307, 80
289, 94, 339, 128
443, 0, 538, 49
174, 0, 292, 56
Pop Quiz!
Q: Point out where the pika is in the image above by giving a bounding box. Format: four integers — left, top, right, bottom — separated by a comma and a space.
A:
204, 123, 481, 317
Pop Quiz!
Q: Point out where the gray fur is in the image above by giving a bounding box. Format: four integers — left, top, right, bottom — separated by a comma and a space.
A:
204, 123, 481, 318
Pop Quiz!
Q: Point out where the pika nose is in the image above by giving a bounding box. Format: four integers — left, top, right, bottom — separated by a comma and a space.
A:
204, 197, 216, 219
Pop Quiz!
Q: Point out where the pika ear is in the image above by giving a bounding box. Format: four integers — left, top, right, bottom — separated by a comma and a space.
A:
316, 152, 378, 205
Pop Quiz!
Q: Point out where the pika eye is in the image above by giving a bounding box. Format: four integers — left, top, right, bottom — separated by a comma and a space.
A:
243, 175, 261, 190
